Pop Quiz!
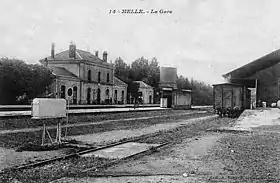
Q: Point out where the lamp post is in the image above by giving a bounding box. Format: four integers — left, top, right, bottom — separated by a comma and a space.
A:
65, 88, 73, 137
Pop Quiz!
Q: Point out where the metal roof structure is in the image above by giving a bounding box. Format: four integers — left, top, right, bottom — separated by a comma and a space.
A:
223, 49, 280, 79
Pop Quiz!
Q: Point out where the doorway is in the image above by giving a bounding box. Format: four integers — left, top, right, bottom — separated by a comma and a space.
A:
97, 88, 101, 104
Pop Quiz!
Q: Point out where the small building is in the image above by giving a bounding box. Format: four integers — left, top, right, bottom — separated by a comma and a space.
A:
135, 81, 154, 104
172, 89, 192, 109
159, 67, 192, 109
160, 87, 192, 109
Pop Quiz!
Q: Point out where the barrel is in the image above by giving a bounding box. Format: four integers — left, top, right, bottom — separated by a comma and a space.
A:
262, 102, 266, 108
277, 100, 280, 108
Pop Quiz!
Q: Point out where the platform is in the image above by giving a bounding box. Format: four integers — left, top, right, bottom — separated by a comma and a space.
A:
0, 107, 166, 117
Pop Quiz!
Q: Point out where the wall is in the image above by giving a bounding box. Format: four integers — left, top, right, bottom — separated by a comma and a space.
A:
53, 77, 81, 104
82, 62, 114, 85
173, 91, 191, 109
81, 83, 113, 104
113, 85, 127, 104
139, 87, 154, 104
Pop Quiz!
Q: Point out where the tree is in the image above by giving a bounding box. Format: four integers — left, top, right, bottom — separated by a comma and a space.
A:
127, 80, 140, 103
0, 58, 54, 104
176, 75, 191, 90
114, 57, 130, 82
114, 56, 213, 105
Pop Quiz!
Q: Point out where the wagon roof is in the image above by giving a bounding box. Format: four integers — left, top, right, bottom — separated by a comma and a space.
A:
223, 49, 280, 79
212, 83, 243, 87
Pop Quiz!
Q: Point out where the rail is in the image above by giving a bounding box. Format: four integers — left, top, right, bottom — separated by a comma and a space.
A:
10, 139, 169, 171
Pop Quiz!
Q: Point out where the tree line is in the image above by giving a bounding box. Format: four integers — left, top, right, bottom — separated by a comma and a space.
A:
114, 57, 213, 105
0, 57, 213, 105
0, 58, 54, 104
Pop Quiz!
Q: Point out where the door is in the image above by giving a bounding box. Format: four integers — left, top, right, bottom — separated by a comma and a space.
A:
114, 90, 118, 104
106, 89, 110, 104
167, 95, 172, 107
97, 88, 101, 104
121, 90, 124, 104
73, 86, 77, 104
87, 88, 91, 104
60, 85, 66, 99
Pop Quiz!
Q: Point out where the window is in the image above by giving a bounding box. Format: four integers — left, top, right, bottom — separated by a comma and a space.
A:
88, 70, 91, 81
98, 71, 101, 83
121, 90, 124, 104
60, 85, 66, 99
73, 86, 77, 104
107, 73, 109, 83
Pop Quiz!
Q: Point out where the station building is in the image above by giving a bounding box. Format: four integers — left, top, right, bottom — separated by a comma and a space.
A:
40, 43, 127, 105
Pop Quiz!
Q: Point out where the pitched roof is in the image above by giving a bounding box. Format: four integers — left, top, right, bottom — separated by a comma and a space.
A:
223, 49, 280, 79
51, 67, 78, 78
114, 77, 127, 86
135, 81, 153, 88
41, 49, 109, 65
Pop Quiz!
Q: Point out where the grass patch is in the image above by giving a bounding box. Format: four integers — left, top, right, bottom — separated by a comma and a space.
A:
0, 112, 211, 149
0, 156, 111, 183
0, 109, 203, 130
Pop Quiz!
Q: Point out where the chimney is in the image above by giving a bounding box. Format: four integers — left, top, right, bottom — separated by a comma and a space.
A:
51, 43, 55, 59
95, 51, 99, 57
45, 58, 48, 67
69, 42, 76, 58
103, 51, 108, 62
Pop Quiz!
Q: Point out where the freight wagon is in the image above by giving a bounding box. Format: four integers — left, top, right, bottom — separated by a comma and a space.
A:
213, 83, 251, 117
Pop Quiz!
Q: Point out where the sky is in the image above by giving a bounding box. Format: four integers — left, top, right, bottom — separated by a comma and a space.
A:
1, 0, 280, 84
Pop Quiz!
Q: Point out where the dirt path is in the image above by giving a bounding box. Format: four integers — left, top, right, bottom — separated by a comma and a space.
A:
72, 115, 217, 145
0, 111, 206, 134
55, 132, 225, 183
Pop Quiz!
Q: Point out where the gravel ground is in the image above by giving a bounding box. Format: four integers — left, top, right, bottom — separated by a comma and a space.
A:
59, 121, 280, 183
0, 111, 211, 149
0, 116, 230, 183
208, 131, 280, 182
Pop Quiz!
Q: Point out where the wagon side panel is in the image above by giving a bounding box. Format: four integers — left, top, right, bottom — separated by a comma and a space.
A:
232, 86, 242, 109
213, 85, 223, 110
222, 85, 233, 109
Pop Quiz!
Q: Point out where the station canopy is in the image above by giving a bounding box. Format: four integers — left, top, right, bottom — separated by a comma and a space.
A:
222, 49, 280, 87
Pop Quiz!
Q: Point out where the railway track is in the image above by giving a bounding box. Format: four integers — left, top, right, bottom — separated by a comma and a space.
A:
9, 137, 169, 172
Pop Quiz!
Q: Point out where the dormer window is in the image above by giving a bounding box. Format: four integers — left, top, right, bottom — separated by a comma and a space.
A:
107, 73, 109, 83
88, 70, 92, 81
